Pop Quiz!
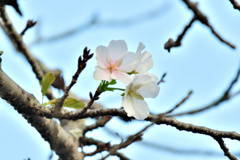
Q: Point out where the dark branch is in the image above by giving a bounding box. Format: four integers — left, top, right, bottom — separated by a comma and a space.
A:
160, 90, 193, 115
83, 116, 112, 135
101, 123, 154, 159
168, 66, 240, 117
157, 72, 167, 85
81, 137, 130, 159
229, 0, 240, 11
54, 47, 93, 111
164, 16, 196, 52
0, 6, 54, 100
181, 0, 235, 49
20, 20, 37, 36
213, 137, 238, 160
0, 0, 22, 16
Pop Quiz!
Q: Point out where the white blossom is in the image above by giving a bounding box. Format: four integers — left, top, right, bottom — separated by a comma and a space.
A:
122, 74, 160, 120
134, 42, 153, 74
93, 40, 138, 84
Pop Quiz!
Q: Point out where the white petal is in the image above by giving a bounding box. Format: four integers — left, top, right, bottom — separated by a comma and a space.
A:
119, 52, 138, 72
136, 42, 145, 54
131, 98, 149, 120
108, 40, 128, 61
141, 51, 153, 72
95, 46, 108, 68
132, 74, 152, 88
93, 67, 112, 82
138, 81, 160, 98
122, 95, 149, 120
142, 73, 158, 82
111, 70, 132, 84
122, 95, 135, 117
134, 54, 143, 73
124, 82, 133, 95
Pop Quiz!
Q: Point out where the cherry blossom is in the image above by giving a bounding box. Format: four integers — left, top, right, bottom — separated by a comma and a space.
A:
122, 74, 160, 120
93, 40, 138, 84
134, 42, 153, 74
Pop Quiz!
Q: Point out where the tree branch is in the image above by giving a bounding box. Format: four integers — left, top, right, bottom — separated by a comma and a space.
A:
29, 3, 169, 46
229, 0, 240, 11
0, 6, 54, 100
168, 66, 240, 117
83, 116, 112, 135
159, 90, 193, 115
0, 57, 83, 159
1, 56, 239, 159
54, 47, 93, 112
164, 16, 196, 52
213, 137, 238, 160
182, 0, 235, 49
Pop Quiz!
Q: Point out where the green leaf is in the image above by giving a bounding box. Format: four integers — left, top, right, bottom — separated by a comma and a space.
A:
43, 99, 58, 106
62, 97, 85, 109
43, 97, 85, 109
109, 79, 117, 85
40, 72, 56, 96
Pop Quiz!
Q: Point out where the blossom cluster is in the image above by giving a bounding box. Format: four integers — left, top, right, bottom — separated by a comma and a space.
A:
93, 40, 160, 120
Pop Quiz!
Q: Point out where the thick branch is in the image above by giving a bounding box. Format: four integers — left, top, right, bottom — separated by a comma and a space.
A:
0, 62, 82, 160
24, 115, 83, 160
0, 6, 43, 81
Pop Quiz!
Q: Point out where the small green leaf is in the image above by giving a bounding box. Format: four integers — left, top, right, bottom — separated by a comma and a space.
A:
43, 97, 85, 109
40, 72, 56, 96
0, 51, 3, 56
109, 79, 117, 85
43, 99, 58, 106
62, 97, 85, 109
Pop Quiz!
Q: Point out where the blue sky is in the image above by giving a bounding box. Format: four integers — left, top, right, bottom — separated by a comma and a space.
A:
0, 0, 240, 159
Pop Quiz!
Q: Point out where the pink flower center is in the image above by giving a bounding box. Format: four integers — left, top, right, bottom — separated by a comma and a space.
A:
108, 61, 119, 72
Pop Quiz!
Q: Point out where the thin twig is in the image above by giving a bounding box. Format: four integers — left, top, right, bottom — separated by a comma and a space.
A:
168, 66, 240, 117
159, 90, 193, 115
182, 0, 235, 49
213, 137, 238, 160
157, 72, 167, 85
229, 0, 240, 11
81, 137, 129, 159
101, 123, 154, 160
54, 47, 93, 111
30, 3, 169, 46
83, 116, 112, 135
20, 20, 37, 36
103, 125, 240, 157
164, 16, 196, 52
